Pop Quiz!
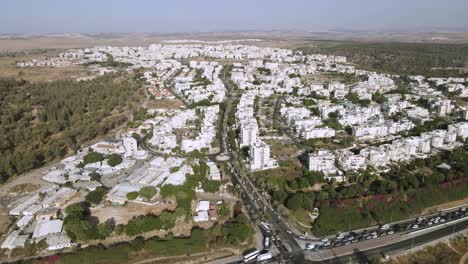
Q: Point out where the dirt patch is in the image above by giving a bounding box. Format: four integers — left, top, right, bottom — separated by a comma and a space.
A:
0, 207, 13, 236
422, 197, 468, 214
91, 199, 177, 225
146, 99, 184, 110
0, 54, 91, 82
8, 183, 39, 194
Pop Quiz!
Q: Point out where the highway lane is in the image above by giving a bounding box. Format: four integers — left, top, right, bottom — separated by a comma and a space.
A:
304, 218, 468, 264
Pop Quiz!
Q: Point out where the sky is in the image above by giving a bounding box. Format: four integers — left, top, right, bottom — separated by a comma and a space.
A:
1, 0, 468, 34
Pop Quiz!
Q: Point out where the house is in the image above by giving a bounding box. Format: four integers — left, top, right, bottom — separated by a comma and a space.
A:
32, 219, 64, 240
1, 231, 29, 249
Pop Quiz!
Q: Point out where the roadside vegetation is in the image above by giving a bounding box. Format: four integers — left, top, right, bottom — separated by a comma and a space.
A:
253, 145, 468, 236
20, 202, 253, 264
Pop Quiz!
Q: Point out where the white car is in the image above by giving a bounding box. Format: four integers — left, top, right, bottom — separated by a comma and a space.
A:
305, 243, 315, 250
321, 238, 329, 242
286, 230, 292, 234
380, 224, 390, 230
412, 224, 419, 229
336, 233, 345, 240
387, 230, 395, 235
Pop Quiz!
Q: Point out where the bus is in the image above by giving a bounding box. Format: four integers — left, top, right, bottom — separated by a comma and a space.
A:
243, 248, 260, 262
257, 252, 273, 261
259, 221, 271, 234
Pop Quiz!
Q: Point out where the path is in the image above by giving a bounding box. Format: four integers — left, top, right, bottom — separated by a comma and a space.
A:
132, 247, 239, 264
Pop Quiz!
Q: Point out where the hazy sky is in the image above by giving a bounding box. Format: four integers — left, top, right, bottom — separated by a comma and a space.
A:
1, 0, 468, 34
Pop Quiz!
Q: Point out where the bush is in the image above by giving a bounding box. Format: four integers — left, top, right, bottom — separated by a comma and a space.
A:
85, 186, 108, 205
139, 186, 157, 200
89, 171, 101, 182
202, 180, 221, 193
106, 153, 122, 167
125, 211, 176, 236
83, 150, 104, 164
126, 191, 139, 200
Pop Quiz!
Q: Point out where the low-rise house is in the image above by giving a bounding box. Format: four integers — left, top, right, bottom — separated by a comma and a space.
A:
1, 231, 29, 249
32, 219, 64, 240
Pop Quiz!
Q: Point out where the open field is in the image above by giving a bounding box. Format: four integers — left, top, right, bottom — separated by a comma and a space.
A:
0, 53, 91, 82
253, 158, 302, 180
146, 99, 184, 110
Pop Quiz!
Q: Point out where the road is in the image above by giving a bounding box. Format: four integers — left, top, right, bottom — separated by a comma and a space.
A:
303, 218, 468, 263
146, 69, 468, 264
217, 74, 304, 259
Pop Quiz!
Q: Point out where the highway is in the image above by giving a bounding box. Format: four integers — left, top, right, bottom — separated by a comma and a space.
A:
303, 218, 468, 263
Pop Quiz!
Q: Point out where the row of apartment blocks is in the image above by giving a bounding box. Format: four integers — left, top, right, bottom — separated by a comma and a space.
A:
237, 91, 278, 171
150, 105, 219, 153
309, 122, 468, 182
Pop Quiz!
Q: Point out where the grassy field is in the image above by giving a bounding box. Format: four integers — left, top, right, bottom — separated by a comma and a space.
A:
146, 99, 184, 110
253, 158, 302, 180
0, 53, 91, 82
268, 141, 300, 157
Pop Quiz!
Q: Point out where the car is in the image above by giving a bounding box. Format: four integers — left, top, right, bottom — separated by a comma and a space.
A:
336, 233, 345, 240
305, 243, 314, 250
412, 224, 419, 229
286, 230, 292, 234
440, 218, 446, 223
461, 207, 467, 212
365, 236, 372, 240
347, 236, 355, 241
298, 235, 306, 240
427, 221, 433, 226
372, 234, 378, 239
387, 230, 395, 235
323, 241, 332, 247
380, 224, 390, 230
321, 238, 329, 242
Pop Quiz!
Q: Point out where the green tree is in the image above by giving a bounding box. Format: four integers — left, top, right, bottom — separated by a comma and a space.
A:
106, 154, 122, 167
126, 191, 139, 200
139, 186, 157, 200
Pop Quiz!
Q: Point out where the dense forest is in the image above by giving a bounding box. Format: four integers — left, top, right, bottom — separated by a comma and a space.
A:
0, 74, 143, 183
298, 41, 468, 77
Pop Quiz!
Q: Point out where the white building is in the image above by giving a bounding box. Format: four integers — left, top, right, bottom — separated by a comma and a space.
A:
249, 141, 277, 171
308, 150, 336, 173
